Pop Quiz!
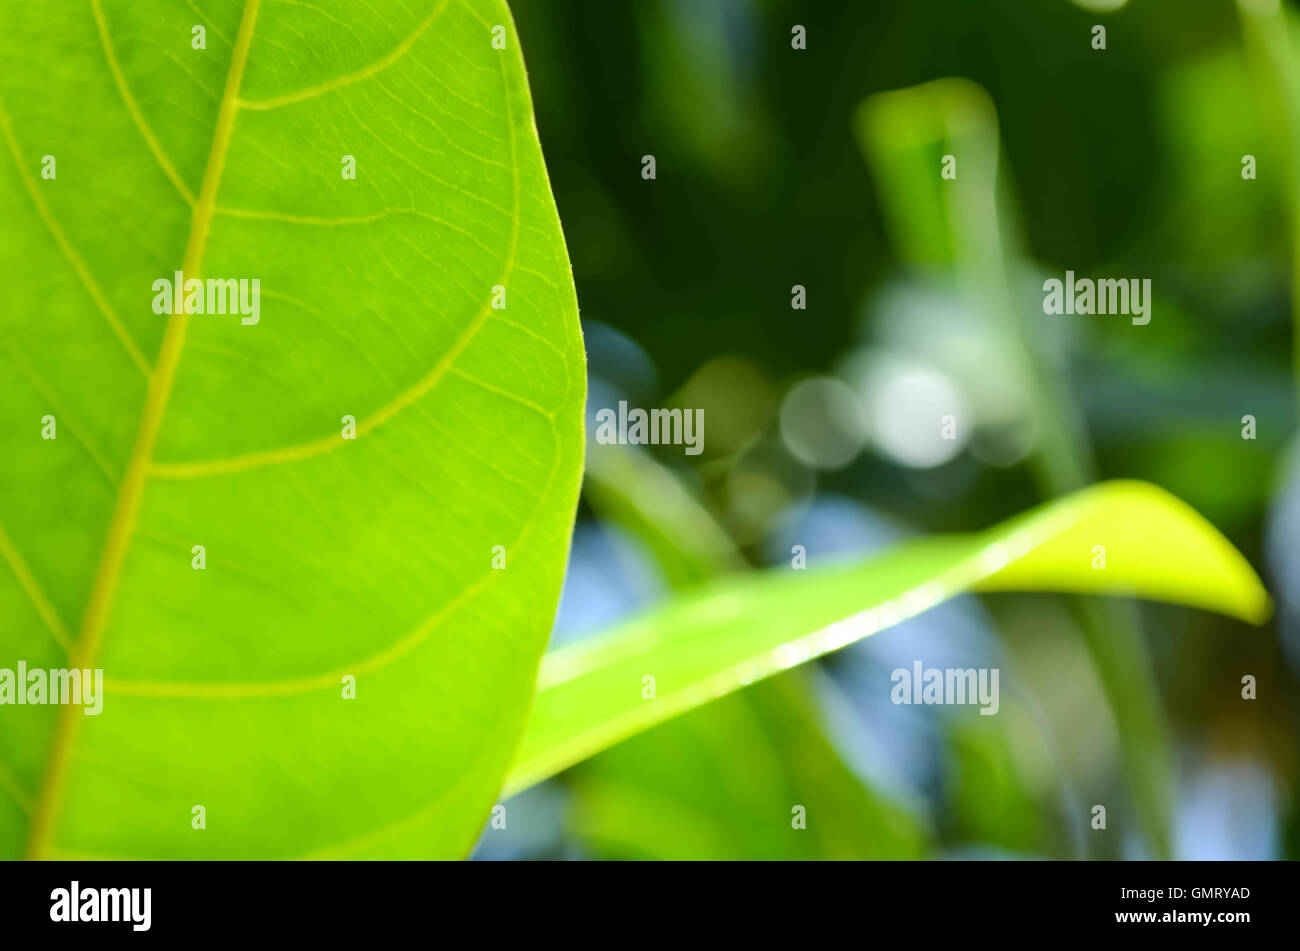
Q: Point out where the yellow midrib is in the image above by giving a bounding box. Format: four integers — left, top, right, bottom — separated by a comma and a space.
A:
25, 0, 263, 859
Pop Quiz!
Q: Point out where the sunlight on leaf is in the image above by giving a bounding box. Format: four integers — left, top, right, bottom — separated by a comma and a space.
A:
0, 0, 583, 859
507, 481, 1269, 795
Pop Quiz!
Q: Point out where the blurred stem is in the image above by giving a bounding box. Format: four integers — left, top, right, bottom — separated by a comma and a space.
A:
953, 109, 1175, 858
860, 80, 1174, 856
942, 91, 1095, 492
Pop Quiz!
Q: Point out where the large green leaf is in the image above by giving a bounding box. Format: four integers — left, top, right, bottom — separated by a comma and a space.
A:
0, 0, 584, 858
507, 481, 1269, 795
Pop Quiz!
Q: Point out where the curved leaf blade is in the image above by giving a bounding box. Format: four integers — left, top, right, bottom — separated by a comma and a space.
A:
1, 0, 583, 858
507, 481, 1269, 795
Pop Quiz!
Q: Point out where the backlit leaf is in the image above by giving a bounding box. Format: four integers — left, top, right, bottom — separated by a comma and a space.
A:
0, 0, 583, 858
507, 481, 1269, 795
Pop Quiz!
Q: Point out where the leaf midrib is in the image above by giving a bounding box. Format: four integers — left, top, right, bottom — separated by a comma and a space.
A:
25, 0, 264, 859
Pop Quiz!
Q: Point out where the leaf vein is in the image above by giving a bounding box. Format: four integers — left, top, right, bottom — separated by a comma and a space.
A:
91, 0, 198, 206
24, 0, 265, 860
0, 94, 152, 377
236, 0, 451, 111
0, 520, 74, 654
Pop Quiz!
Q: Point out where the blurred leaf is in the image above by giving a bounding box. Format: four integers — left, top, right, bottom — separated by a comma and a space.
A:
576, 441, 925, 859
0, 0, 584, 859
944, 716, 1048, 856
584, 441, 744, 588
507, 481, 1269, 794
1155, 35, 1279, 272
571, 673, 928, 860
1238, 0, 1300, 379
857, 77, 1188, 858
857, 76, 1092, 491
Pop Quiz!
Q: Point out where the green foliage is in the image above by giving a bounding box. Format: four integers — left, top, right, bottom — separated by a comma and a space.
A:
570, 672, 929, 860
571, 440, 927, 859
509, 481, 1268, 796
0, 0, 1286, 863
0, 0, 584, 858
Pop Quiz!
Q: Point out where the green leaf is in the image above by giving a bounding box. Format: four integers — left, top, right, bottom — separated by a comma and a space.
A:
0, 0, 584, 858
569, 672, 930, 860
942, 715, 1051, 857
507, 481, 1269, 795
583, 441, 745, 589
574, 441, 927, 858
1237, 0, 1300, 381
856, 79, 1177, 856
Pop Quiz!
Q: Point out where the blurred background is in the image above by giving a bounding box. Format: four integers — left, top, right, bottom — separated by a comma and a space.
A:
475, 0, 1300, 859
